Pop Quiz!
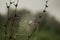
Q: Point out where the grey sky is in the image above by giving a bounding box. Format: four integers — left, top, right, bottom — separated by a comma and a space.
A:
0, 0, 60, 22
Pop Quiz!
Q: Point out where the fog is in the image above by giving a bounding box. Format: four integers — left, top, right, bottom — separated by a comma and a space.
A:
0, 0, 60, 21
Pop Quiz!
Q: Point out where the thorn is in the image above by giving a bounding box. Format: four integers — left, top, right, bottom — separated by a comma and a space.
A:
10, 2, 14, 4
10, 36, 12, 39
6, 3, 9, 8
10, 2, 12, 4
45, 5, 48, 8
15, 4, 17, 7
43, 10, 46, 12
4, 25, 7, 27
7, 6, 9, 8
13, 4, 17, 7
39, 16, 41, 18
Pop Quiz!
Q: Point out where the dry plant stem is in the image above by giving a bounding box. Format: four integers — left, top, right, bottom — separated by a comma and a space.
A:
9, 0, 19, 40
28, 0, 48, 40
9, 7, 17, 40
4, 0, 11, 40
28, 23, 39, 40
43, 0, 48, 13
35, 0, 48, 38
12, 0, 19, 40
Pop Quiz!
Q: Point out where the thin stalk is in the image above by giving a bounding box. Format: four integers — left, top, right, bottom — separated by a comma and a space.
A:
4, 0, 12, 40
9, 0, 19, 40
28, 22, 39, 40
9, 7, 17, 40
28, 0, 48, 40
43, 0, 48, 13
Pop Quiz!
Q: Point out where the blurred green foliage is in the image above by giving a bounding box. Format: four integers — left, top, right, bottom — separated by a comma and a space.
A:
0, 9, 60, 40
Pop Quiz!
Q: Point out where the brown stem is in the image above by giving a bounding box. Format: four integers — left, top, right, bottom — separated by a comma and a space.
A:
28, 0, 48, 40
9, 0, 19, 40
4, 0, 12, 40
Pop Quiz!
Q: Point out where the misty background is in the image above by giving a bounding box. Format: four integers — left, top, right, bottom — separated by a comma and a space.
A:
0, 0, 60, 40
0, 0, 60, 22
